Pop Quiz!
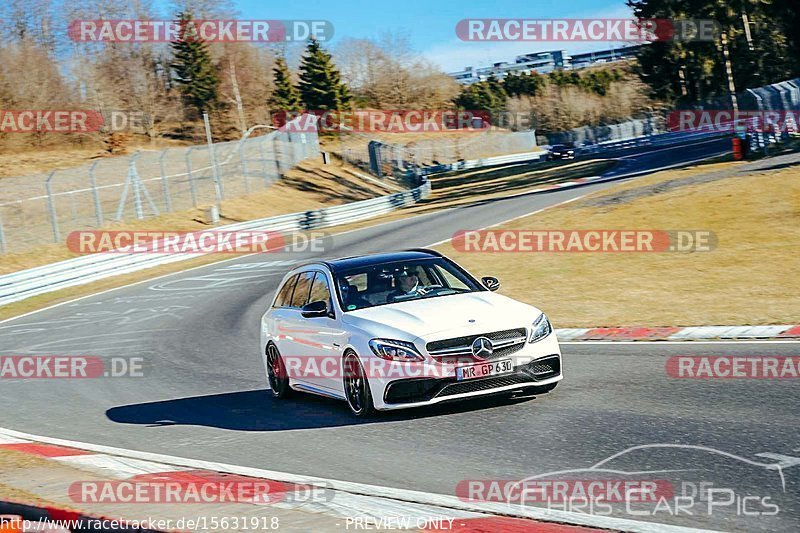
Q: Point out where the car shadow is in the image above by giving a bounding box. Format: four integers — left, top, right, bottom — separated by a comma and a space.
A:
106, 388, 538, 431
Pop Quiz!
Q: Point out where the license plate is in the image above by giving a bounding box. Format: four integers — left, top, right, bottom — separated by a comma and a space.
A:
456, 358, 513, 381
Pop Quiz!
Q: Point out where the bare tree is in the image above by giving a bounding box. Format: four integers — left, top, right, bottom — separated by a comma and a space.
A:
336, 34, 459, 109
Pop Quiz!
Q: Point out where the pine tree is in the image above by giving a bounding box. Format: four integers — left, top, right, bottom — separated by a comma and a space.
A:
338, 82, 352, 111
298, 38, 351, 111
170, 12, 220, 119
269, 56, 302, 113
454, 76, 507, 117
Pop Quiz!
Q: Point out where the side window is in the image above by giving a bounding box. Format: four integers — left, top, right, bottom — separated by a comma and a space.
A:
308, 272, 332, 307
289, 271, 315, 308
273, 274, 298, 308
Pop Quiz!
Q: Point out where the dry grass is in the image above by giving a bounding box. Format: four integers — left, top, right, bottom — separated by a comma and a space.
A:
0, 138, 191, 179
0, 449, 53, 470
0, 449, 60, 507
437, 162, 800, 327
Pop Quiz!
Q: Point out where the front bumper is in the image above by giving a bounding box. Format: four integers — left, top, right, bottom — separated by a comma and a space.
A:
378, 354, 562, 410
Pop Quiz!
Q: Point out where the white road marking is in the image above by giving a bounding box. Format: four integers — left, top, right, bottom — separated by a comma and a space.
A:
0, 435, 29, 444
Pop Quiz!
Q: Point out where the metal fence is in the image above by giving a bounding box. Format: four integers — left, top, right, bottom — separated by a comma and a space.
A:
542, 116, 665, 147
0, 115, 320, 254
339, 129, 539, 177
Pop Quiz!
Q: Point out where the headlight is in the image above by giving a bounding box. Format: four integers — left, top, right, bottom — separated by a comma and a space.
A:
368, 339, 425, 362
529, 313, 552, 343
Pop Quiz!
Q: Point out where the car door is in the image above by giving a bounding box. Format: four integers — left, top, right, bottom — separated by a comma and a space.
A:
268, 272, 299, 357
272, 271, 313, 377
299, 271, 347, 394
280, 270, 346, 396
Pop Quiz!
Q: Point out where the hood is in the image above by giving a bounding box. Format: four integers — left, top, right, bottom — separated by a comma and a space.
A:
341, 291, 541, 341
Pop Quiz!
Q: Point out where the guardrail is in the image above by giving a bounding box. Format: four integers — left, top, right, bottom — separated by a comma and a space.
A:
0, 181, 432, 307
418, 150, 546, 176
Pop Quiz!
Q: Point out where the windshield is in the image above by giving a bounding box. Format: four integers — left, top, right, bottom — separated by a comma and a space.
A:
335, 258, 484, 311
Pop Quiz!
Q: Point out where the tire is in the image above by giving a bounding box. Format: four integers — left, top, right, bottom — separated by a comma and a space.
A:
266, 343, 292, 399
342, 351, 375, 417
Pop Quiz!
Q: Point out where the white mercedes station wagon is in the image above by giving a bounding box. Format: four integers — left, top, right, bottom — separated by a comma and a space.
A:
260, 249, 562, 417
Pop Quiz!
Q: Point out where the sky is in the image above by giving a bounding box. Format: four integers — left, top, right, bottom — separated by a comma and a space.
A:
221, 0, 635, 71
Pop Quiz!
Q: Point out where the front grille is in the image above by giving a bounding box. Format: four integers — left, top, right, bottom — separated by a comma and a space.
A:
493, 344, 523, 358
426, 328, 527, 361
427, 328, 526, 352
530, 363, 553, 374
436, 374, 531, 397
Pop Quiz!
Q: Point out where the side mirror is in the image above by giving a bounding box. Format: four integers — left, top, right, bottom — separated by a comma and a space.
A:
301, 300, 330, 318
482, 276, 500, 291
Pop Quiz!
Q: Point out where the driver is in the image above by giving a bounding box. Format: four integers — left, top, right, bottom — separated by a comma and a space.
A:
387, 267, 424, 302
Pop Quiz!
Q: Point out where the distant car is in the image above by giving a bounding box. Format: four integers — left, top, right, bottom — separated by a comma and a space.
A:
546, 143, 575, 160
260, 249, 562, 417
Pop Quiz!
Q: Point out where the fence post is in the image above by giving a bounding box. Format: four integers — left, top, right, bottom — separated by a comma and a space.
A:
259, 134, 270, 185
0, 210, 6, 254
239, 140, 250, 194
45, 171, 61, 243
89, 160, 104, 227
159, 148, 173, 212
185, 148, 199, 207
203, 113, 224, 204
273, 135, 284, 178
130, 153, 144, 219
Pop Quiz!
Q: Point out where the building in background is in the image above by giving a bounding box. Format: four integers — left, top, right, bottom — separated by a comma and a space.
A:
448, 45, 642, 85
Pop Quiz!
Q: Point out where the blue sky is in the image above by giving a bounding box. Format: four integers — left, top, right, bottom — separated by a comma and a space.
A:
224, 0, 634, 71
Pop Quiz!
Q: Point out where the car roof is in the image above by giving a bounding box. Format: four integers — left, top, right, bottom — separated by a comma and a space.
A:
294, 249, 444, 274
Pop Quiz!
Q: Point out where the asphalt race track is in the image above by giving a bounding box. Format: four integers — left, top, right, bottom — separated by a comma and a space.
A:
2, 138, 798, 532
